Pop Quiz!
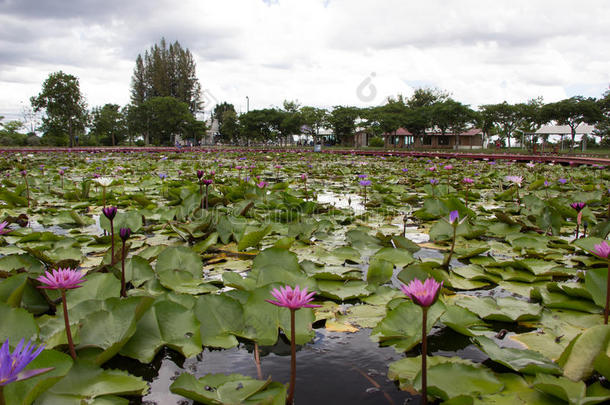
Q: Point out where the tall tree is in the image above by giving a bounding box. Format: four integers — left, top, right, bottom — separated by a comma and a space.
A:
219, 110, 239, 143
141, 96, 192, 145
327, 106, 360, 145
31, 71, 88, 147
478, 102, 527, 149
300, 106, 327, 138
212, 102, 236, 127
404, 88, 447, 145
594, 89, 610, 145
542, 96, 602, 150
89, 104, 126, 146
130, 38, 202, 112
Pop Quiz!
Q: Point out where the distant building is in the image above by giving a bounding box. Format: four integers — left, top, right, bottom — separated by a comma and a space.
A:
372, 127, 484, 149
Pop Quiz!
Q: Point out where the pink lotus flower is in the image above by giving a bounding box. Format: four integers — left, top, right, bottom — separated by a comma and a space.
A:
0, 221, 10, 235
266, 285, 321, 309
462, 177, 474, 184
400, 278, 443, 308
37, 268, 85, 290
570, 202, 586, 212
592, 241, 610, 259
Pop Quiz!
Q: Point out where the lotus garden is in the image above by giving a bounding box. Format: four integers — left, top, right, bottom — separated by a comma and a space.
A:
0, 149, 609, 404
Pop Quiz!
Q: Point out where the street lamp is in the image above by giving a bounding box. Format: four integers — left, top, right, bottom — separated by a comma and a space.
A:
246, 96, 249, 113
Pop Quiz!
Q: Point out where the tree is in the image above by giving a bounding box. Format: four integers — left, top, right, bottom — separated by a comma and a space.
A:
300, 106, 327, 138
404, 88, 449, 146
239, 109, 275, 144
31, 71, 88, 147
327, 106, 360, 145
0, 118, 27, 146
89, 104, 126, 146
594, 89, 610, 145
212, 102, 236, 128
219, 110, 239, 143
130, 38, 202, 112
142, 97, 192, 145
435, 100, 476, 148
542, 96, 602, 150
478, 102, 527, 149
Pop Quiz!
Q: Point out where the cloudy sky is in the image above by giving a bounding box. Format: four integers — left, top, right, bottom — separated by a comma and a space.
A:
1, 0, 609, 122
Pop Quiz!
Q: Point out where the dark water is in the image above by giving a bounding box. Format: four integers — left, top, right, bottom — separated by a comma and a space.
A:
111, 329, 420, 405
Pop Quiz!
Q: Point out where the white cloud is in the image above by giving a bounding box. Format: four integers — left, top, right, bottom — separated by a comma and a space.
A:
0, 0, 609, 121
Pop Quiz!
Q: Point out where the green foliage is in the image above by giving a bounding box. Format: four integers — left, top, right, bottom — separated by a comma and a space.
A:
30, 71, 88, 147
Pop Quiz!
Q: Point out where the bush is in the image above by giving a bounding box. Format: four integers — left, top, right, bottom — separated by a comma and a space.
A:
368, 137, 384, 147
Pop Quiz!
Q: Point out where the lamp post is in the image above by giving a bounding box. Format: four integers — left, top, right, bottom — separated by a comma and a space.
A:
246, 96, 249, 113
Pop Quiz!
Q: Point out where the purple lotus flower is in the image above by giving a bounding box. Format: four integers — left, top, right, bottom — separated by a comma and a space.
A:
197, 170, 204, 179
592, 241, 610, 259
0, 339, 52, 386
505, 175, 523, 187
400, 278, 443, 308
158, 173, 167, 180
300, 173, 307, 181
462, 177, 474, 184
37, 268, 85, 290
102, 206, 117, 221
58, 169, 65, 176
449, 210, 459, 224
119, 227, 131, 242
202, 179, 213, 186
443, 165, 453, 170
359, 180, 372, 187
20, 170, 27, 177
429, 178, 438, 185
266, 285, 321, 310
558, 178, 568, 184
570, 202, 586, 212
402, 168, 408, 172
257, 181, 268, 189
0, 221, 10, 235
358, 174, 368, 179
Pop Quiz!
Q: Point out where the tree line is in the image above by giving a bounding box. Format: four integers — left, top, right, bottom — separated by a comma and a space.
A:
215, 90, 609, 150
1, 38, 609, 149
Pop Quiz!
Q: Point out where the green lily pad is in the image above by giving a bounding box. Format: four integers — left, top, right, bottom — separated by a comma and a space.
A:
170, 373, 286, 405
473, 336, 561, 375
371, 299, 446, 352
120, 298, 202, 362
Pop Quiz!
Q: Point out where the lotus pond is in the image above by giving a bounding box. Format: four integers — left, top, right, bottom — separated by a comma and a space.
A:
0, 150, 609, 404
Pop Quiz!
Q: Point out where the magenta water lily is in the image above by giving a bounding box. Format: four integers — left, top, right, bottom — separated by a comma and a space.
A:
267, 285, 320, 404
37, 268, 85, 360
401, 277, 442, 405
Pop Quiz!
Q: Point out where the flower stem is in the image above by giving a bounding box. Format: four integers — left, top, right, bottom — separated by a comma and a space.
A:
61, 290, 77, 360
421, 307, 428, 405
0, 385, 5, 405
24, 176, 30, 208
604, 260, 610, 325
254, 342, 262, 380
102, 186, 106, 208
443, 225, 457, 269
110, 219, 115, 265
205, 184, 209, 210
287, 309, 296, 405
200, 183, 204, 209
120, 241, 127, 298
